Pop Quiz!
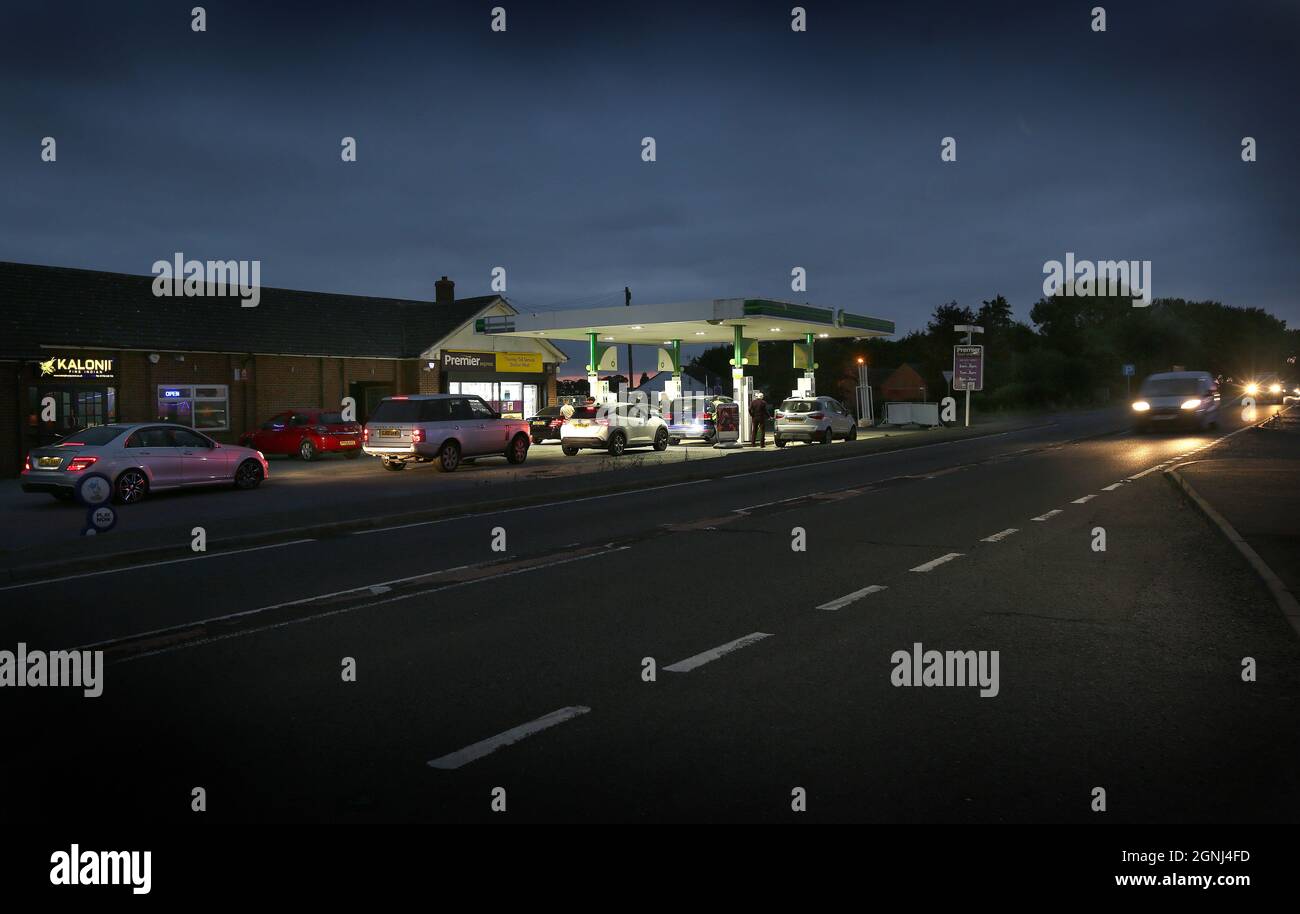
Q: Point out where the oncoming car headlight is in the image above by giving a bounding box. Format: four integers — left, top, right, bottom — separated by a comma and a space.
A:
1132, 401, 1150, 412
1180, 399, 1201, 410
1269, 383, 1282, 394
1245, 383, 1259, 395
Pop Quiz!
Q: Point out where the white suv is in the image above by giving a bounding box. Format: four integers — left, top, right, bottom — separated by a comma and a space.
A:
560, 403, 670, 456
362, 394, 531, 472
774, 396, 858, 446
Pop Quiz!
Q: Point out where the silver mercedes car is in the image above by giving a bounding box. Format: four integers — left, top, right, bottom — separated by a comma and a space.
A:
21, 423, 269, 504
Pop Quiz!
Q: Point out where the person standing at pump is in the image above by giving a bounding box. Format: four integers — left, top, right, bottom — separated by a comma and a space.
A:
749, 391, 770, 448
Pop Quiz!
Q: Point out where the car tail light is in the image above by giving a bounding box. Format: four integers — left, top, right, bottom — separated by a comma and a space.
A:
809, 412, 825, 420
664, 413, 673, 422
362, 427, 370, 442
774, 411, 784, 419
411, 428, 425, 443
67, 456, 98, 472
595, 418, 609, 426
550, 419, 563, 427
23, 453, 31, 471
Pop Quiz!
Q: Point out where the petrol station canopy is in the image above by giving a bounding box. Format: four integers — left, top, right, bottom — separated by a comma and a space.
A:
477, 298, 894, 345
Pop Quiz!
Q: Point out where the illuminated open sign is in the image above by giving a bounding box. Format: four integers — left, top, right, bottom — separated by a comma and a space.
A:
162, 389, 183, 398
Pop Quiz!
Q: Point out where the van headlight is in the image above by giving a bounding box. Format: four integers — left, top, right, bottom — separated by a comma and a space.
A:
1132, 401, 1150, 411
1245, 383, 1259, 395
1269, 383, 1282, 394
1180, 399, 1201, 410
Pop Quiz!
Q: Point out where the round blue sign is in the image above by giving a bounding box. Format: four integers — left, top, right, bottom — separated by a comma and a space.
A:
83, 504, 117, 535
75, 472, 114, 507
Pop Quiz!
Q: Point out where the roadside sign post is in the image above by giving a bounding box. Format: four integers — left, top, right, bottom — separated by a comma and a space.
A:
1122, 363, 1135, 398
953, 325, 984, 428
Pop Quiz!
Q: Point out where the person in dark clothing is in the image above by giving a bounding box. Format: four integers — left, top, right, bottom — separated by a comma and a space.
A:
748, 392, 770, 447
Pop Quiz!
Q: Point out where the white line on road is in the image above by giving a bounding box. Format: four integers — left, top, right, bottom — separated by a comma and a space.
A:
1101, 483, 1124, 491
1126, 463, 1169, 480
0, 539, 317, 593
427, 706, 591, 770
79, 547, 629, 657
664, 632, 773, 672
980, 528, 1019, 543
816, 584, 887, 611
734, 493, 817, 514
720, 429, 1021, 480
1072, 494, 1097, 504
351, 479, 709, 536
909, 553, 963, 572
1031, 509, 1063, 521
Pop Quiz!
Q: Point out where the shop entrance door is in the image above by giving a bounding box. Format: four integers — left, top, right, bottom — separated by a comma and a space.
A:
31, 385, 116, 446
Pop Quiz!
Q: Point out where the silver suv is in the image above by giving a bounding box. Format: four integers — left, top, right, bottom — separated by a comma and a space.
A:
362, 394, 531, 472
774, 396, 858, 446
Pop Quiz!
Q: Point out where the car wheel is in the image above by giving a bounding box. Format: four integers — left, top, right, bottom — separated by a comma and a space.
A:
562, 445, 579, 456
668, 437, 681, 447
847, 424, 858, 441
298, 439, 316, 461
437, 441, 461, 472
234, 459, 264, 490
114, 468, 149, 504
382, 459, 406, 471
653, 428, 669, 451
821, 427, 833, 445
506, 434, 529, 464
774, 436, 786, 448
343, 449, 361, 459
607, 431, 627, 456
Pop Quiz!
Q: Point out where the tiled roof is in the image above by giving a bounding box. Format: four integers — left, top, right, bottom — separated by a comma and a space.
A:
0, 261, 501, 360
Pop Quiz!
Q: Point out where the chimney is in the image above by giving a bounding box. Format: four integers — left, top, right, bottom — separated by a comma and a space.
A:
435, 275, 455, 306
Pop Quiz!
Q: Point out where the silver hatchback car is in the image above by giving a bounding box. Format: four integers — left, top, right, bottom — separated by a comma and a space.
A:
362, 394, 531, 472
21, 423, 269, 503
773, 396, 859, 446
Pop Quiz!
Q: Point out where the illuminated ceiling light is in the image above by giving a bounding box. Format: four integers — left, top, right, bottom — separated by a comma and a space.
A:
769, 327, 781, 332
630, 325, 643, 330
695, 331, 706, 335
817, 333, 829, 338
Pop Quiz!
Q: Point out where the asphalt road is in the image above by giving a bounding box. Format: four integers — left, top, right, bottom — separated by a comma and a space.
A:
4, 403, 1298, 823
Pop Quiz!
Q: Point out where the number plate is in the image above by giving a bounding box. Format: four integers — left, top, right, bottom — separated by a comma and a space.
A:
339, 440, 356, 446
379, 428, 401, 437
38, 456, 62, 468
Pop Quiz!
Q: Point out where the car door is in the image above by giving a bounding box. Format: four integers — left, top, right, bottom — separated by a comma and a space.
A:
169, 427, 224, 484
255, 412, 292, 454
467, 397, 507, 454
445, 397, 484, 455
126, 426, 184, 488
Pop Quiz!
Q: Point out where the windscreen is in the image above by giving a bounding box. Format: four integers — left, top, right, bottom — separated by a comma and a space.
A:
59, 425, 127, 445
368, 400, 424, 423
1139, 378, 1200, 397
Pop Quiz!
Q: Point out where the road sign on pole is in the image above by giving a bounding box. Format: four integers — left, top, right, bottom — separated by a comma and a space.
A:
953, 342, 984, 428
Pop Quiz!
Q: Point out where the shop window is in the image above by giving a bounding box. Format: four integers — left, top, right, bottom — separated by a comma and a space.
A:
158, 384, 229, 431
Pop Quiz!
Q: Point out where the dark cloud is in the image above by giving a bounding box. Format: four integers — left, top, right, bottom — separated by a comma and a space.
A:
3, 0, 1296, 376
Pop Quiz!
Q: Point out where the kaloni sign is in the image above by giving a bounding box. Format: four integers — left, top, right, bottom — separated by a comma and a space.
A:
38, 356, 116, 380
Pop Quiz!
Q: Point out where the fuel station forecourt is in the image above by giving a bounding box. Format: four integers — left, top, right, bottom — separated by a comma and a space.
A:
477, 298, 894, 443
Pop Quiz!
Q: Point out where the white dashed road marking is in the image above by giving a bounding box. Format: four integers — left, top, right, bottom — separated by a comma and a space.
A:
1072, 494, 1097, 504
1102, 483, 1123, 491
816, 584, 887, 611
910, 553, 963, 573
427, 706, 591, 769
1032, 509, 1063, 521
980, 528, 1019, 543
664, 632, 773, 672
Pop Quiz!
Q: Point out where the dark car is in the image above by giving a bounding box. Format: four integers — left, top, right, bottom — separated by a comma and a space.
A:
239, 409, 363, 460
664, 395, 734, 445
528, 406, 566, 444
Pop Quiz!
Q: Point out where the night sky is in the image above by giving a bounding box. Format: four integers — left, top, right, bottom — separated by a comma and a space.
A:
4, 0, 1296, 374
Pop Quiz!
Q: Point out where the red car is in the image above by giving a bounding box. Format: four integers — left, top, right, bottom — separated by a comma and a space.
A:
239, 409, 363, 460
